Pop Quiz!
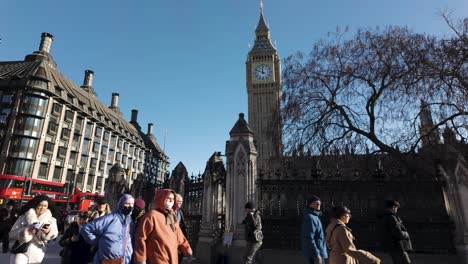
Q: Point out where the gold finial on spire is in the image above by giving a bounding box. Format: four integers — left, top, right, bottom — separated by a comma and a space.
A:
260, 0, 264, 14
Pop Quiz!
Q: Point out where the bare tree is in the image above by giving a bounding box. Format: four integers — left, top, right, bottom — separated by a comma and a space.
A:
281, 17, 467, 161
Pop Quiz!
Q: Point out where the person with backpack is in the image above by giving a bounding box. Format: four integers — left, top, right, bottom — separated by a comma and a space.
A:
242, 201, 263, 264
325, 206, 380, 264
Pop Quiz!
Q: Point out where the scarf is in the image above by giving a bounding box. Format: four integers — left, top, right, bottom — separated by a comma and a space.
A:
157, 208, 178, 231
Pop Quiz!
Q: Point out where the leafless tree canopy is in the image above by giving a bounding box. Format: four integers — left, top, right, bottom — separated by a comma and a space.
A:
282, 17, 467, 158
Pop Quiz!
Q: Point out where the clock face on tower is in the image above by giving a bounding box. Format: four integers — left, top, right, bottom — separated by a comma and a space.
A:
254, 64, 273, 80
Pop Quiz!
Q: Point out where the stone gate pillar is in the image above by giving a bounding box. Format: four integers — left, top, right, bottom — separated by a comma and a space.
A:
225, 113, 258, 263
434, 145, 468, 264
196, 152, 226, 264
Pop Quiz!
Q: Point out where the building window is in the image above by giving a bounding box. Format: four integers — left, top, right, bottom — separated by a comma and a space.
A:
80, 155, 88, 168
10, 137, 38, 159
92, 142, 100, 153
75, 117, 84, 132
51, 103, 62, 116
57, 147, 67, 159
67, 94, 74, 104
68, 151, 77, 166
48, 122, 58, 135
0, 108, 11, 125
95, 126, 102, 138
43, 142, 54, 154
52, 167, 62, 182
101, 145, 108, 156
55, 86, 62, 97
15, 116, 43, 138
85, 122, 93, 138
64, 110, 74, 122
20, 95, 47, 117
38, 163, 49, 179
28, 79, 48, 89
86, 173, 95, 191
75, 173, 84, 190
6, 159, 33, 177
117, 139, 123, 148
103, 131, 110, 142
82, 139, 90, 155
61, 128, 71, 140
110, 136, 116, 150
1, 94, 14, 104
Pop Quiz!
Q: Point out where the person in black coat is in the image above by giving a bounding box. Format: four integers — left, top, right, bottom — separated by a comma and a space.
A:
59, 211, 92, 264
0, 200, 19, 253
377, 200, 412, 264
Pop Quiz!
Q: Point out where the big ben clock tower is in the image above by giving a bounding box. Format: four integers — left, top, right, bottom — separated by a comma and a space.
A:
247, 1, 282, 173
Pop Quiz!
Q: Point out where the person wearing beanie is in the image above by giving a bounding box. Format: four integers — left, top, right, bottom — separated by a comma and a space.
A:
377, 200, 412, 264
89, 197, 111, 221
132, 198, 146, 225
242, 201, 263, 264
301, 195, 328, 264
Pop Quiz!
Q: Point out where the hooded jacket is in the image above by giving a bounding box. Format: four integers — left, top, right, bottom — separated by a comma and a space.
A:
376, 209, 412, 252
133, 189, 192, 264
300, 206, 328, 259
81, 194, 135, 264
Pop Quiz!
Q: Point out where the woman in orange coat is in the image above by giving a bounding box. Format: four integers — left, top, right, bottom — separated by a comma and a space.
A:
133, 189, 193, 264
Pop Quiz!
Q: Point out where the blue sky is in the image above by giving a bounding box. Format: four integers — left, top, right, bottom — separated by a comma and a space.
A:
0, 0, 466, 176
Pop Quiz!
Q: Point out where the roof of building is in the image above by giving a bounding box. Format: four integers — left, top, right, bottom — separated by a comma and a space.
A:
229, 113, 254, 136
0, 56, 145, 146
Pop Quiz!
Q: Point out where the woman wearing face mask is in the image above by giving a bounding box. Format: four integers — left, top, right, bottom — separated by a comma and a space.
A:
81, 194, 135, 264
133, 189, 193, 264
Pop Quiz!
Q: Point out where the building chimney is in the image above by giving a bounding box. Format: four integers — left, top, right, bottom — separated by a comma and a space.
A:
147, 123, 154, 135
131, 109, 138, 123
83, 70, 94, 87
39, 32, 54, 53
110, 93, 119, 108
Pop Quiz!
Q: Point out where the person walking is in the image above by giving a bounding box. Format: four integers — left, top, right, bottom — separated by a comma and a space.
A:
89, 197, 112, 221
325, 206, 380, 264
300, 195, 328, 264
81, 194, 135, 264
59, 210, 92, 264
0, 200, 19, 253
8, 195, 59, 264
174, 193, 187, 238
131, 198, 146, 226
377, 200, 412, 264
133, 189, 193, 264
243, 201, 263, 264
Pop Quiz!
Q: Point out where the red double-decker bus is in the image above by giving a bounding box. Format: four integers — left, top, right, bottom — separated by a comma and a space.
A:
70, 189, 104, 211
0, 174, 70, 207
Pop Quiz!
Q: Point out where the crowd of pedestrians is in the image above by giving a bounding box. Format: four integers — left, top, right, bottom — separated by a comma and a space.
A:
0, 189, 413, 264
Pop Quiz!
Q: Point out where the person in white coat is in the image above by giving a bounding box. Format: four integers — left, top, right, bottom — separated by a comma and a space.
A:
9, 195, 59, 264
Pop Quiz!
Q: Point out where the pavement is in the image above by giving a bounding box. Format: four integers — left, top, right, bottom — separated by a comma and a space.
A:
0, 238, 61, 264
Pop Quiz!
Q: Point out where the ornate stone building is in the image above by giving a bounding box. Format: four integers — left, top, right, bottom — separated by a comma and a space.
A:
0, 33, 169, 196
246, 5, 282, 174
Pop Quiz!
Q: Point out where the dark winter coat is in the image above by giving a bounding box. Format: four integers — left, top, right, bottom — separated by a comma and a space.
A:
300, 206, 328, 259
243, 210, 263, 243
377, 210, 413, 252
59, 222, 92, 264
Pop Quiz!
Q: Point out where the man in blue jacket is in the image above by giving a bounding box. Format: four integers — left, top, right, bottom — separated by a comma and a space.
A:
301, 195, 327, 264
81, 194, 135, 264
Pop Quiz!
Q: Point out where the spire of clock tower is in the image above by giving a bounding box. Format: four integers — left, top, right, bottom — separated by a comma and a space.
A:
251, 0, 275, 53
246, 1, 282, 176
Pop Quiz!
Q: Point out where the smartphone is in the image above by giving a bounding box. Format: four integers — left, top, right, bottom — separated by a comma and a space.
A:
41, 223, 50, 229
